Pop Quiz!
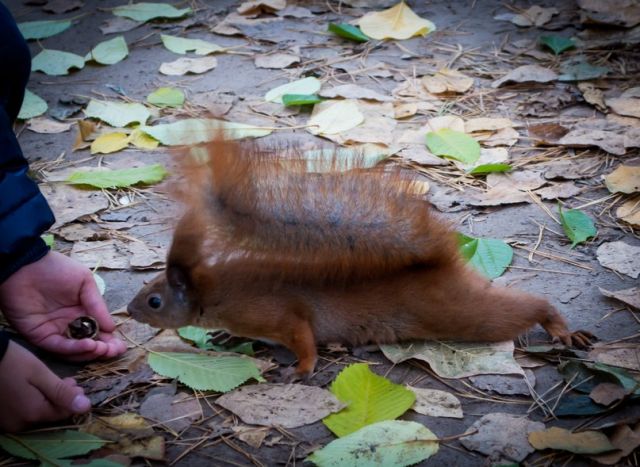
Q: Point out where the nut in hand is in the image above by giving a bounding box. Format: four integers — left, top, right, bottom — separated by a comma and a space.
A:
67, 316, 99, 340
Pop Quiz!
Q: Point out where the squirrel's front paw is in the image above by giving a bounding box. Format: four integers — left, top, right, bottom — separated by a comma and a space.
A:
553, 330, 595, 349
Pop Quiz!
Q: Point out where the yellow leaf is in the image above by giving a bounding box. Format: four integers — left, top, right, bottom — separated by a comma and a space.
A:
422, 68, 474, 94
358, 2, 436, 40
90, 132, 130, 154
604, 165, 640, 194
129, 129, 160, 149
308, 100, 364, 135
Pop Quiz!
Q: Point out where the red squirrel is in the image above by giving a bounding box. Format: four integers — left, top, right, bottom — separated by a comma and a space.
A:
127, 137, 592, 378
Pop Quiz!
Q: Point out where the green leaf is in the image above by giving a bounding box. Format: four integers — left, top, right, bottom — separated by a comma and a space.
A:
18, 90, 48, 120
42, 234, 54, 248
140, 118, 272, 145
147, 87, 185, 107
85, 99, 151, 127
467, 163, 512, 175
265, 76, 322, 103
558, 205, 596, 248
457, 233, 513, 279
426, 128, 480, 164
307, 420, 438, 466
18, 19, 72, 40
0, 431, 108, 462
160, 34, 225, 55
112, 2, 192, 22
558, 60, 610, 81
323, 363, 415, 437
148, 352, 262, 392
66, 164, 168, 189
88, 36, 129, 65
282, 94, 323, 106
539, 35, 576, 55
32, 49, 85, 76
178, 326, 254, 355
328, 23, 370, 42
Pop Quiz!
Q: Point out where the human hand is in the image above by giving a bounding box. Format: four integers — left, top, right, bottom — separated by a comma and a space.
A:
0, 251, 126, 360
0, 340, 91, 432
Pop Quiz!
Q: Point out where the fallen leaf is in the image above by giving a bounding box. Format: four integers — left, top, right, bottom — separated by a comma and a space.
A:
0, 431, 109, 465
426, 128, 480, 164
328, 23, 369, 42
216, 383, 344, 428
559, 59, 610, 81
85, 100, 150, 127
393, 102, 418, 119
472, 170, 545, 206
492, 65, 557, 88
90, 132, 130, 154
308, 99, 364, 136
590, 382, 627, 406
147, 87, 185, 108
534, 182, 583, 200
596, 241, 640, 278
32, 49, 85, 76
578, 82, 607, 112
469, 370, 536, 396
140, 118, 272, 145
358, 2, 436, 40
254, 53, 300, 69
578, 0, 640, 28
28, 117, 72, 134
237, 0, 285, 15
320, 84, 392, 102
18, 19, 72, 40
465, 118, 513, 133
113, 2, 192, 22
558, 205, 597, 247
100, 17, 141, 34
18, 90, 48, 120
599, 286, 640, 310
408, 387, 463, 418
590, 423, 640, 465
160, 34, 225, 55
87, 36, 129, 65
588, 342, 640, 371
381, 341, 524, 378
159, 56, 217, 75
495, 5, 558, 27
325, 101, 396, 146
461, 413, 544, 462
66, 164, 168, 189
43, 0, 84, 13
529, 427, 615, 454
422, 68, 473, 94
140, 392, 202, 432
604, 164, 640, 193
482, 127, 519, 146
282, 94, 322, 106
232, 426, 269, 449
458, 233, 513, 278
40, 183, 108, 229
540, 35, 576, 55
265, 77, 321, 103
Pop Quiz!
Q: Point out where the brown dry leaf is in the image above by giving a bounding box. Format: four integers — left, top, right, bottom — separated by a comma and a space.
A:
482, 127, 520, 147
596, 241, 640, 279
232, 426, 270, 449
606, 87, 640, 118
496, 5, 559, 27
607, 112, 640, 128
465, 117, 513, 133
28, 117, 72, 134
469, 370, 536, 396
237, 0, 286, 16
116, 318, 160, 347
358, 2, 436, 40
73, 119, 101, 151
213, 11, 283, 35
492, 65, 557, 88
43, 0, 83, 13
589, 382, 627, 406
544, 157, 601, 180
616, 198, 640, 227
128, 241, 165, 269
408, 387, 463, 418
254, 53, 300, 69
276, 6, 313, 18
393, 102, 418, 119
578, 0, 640, 28
472, 170, 545, 206
588, 342, 640, 370
534, 182, 583, 200
159, 56, 217, 76
578, 82, 607, 112
558, 123, 627, 156
40, 184, 108, 229
529, 427, 615, 454
327, 101, 396, 146
70, 239, 165, 270
320, 84, 392, 102
604, 165, 640, 194
216, 383, 345, 428
461, 413, 544, 462
421, 68, 473, 94
392, 77, 442, 110
590, 423, 640, 465
528, 122, 570, 144
396, 146, 447, 166
140, 392, 203, 432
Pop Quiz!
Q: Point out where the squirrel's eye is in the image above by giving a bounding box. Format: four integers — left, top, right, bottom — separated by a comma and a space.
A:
147, 294, 163, 310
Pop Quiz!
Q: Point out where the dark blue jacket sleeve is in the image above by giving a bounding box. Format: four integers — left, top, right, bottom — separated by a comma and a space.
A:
0, 2, 56, 286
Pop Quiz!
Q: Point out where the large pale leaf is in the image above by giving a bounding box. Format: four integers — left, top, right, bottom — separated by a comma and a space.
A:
140, 118, 272, 145
323, 363, 415, 437
604, 165, 640, 194
159, 56, 217, 75
161, 34, 225, 55
529, 427, 615, 454
308, 421, 438, 466
308, 100, 364, 135
0, 430, 108, 462
113, 2, 192, 22
408, 387, 463, 419
558, 205, 597, 248
264, 76, 321, 103
85, 100, 150, 127
88, 36, 129, 65
458, 233, 513, 279
18, 90, 47, 120
32, 49, 85, 76
147, 87, 185, 107
147, 352, 262, 392
66, 164, 168, 189
381, 341, 524, 378
358, 2, 436, 40
426, 128, 480, 164
90, 132, 130, 155
18, 19, 72, 40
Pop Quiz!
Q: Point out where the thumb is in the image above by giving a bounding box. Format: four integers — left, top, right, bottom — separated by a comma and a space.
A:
31, 369, 91, 414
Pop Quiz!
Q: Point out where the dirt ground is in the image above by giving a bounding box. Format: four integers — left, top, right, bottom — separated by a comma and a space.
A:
3, 0, 640, 465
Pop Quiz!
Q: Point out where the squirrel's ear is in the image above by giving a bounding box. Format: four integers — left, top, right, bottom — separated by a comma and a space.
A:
167, 266, 189, 292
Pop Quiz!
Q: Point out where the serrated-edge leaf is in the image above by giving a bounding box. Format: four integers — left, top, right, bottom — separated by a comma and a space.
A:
65, 164, 168, 189
18, 90, 48, 120
0, 431, 108, 461
307, 420, 438, 467
539, 35, 576, 55
281, 94, 323, 106
558, 205, 597, 248
32, 49, 85, 76
89, 36, 129, 65
458, 233, 513, 279
467, 163, 512, 175
426, 128, 480, 164
265, 76, 322, 103
112, 2, 192, 22
18, 19, 72, 40
328, 23, 369, 42
148, 352, 261, 392
160, 34, 225, 55
323, 363, 415, 437
178, 326, 212, 349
